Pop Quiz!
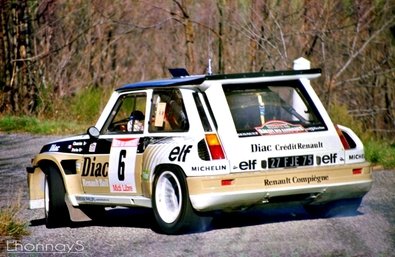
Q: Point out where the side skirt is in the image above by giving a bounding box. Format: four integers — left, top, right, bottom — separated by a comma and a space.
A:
67, 194, 152, 208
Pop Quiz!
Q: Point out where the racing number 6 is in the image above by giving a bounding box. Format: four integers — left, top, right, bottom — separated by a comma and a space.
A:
109, 138, 138, 193
118, 150, 126, 181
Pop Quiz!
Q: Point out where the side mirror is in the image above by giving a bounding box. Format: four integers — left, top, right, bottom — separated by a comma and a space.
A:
87, 126, 100, 139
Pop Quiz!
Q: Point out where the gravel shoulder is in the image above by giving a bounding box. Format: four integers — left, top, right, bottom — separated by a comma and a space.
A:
0, 133, 62, 207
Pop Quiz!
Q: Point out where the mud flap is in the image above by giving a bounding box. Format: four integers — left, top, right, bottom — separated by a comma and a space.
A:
65, 196, 92, 222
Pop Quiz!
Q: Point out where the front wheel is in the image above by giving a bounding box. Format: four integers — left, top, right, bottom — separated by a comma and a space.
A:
44, 165, 70, 228
152, 167, 200, 234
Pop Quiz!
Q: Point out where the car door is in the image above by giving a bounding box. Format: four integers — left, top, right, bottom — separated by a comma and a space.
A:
81, 91, 148, 195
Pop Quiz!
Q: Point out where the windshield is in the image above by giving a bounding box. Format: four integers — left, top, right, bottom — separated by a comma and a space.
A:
223, 81, 327, 137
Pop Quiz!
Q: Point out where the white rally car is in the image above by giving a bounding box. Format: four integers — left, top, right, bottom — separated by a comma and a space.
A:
27, 58, 372, 234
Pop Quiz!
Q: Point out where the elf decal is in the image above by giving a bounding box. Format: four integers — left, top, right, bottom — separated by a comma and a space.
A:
169, 145, 193, 162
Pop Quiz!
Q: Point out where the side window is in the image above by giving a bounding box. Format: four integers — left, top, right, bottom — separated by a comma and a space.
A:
149, 89, 189, 132
104, 93, 146, 134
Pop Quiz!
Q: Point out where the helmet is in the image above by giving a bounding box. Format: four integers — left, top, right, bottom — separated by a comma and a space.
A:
130, 110, 145, 121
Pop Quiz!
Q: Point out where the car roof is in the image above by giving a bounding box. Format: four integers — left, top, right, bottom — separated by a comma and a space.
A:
116, 68, 322, 92
116, 76, 206, 92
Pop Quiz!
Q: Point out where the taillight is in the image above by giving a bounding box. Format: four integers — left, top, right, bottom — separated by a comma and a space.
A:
335, 124, 350, 150
205, 134, 225, 160
221, 179, 234, 186
353, 168, 362, 175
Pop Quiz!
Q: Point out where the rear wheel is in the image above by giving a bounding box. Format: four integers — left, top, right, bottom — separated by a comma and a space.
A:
44, 165, 70, 228
152, 167, 200, 234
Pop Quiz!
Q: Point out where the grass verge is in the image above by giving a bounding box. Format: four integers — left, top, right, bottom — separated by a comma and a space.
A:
365, 140, 395, 169
0, 191, 30, 252
0, 206, 30, 238
329, 103, 395, 168
0, 115, 88, 135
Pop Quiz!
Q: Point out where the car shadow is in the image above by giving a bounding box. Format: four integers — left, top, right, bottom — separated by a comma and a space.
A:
210, 203, 362, 230
29, 207, 155, 230
29, 202, 363, 233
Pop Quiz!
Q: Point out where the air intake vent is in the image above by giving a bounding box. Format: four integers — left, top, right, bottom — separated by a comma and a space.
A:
61, 160, 77, 175
198, 139, 210, 160
342, 130, 357, 149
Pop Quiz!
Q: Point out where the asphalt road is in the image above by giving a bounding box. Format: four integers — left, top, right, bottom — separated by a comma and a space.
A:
0, 133, 394, 257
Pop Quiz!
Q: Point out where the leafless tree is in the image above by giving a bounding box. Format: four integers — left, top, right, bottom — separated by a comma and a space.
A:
0, 0, 394, 137
0, 0, 37, 114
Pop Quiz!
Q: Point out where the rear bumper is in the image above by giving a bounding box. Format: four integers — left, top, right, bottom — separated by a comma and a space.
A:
187, 162, 372, 212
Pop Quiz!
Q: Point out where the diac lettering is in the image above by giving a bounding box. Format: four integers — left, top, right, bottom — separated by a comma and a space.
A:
251, 144, 272, 152
82, 157, 109, 177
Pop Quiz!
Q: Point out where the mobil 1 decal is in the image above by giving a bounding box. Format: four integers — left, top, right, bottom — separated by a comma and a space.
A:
108, 138, 139, 193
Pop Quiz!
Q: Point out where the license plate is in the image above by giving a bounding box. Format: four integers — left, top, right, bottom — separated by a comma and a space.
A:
268, 154, 314, 168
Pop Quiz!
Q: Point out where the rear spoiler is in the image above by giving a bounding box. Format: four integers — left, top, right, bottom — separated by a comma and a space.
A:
204, 69, 321, 85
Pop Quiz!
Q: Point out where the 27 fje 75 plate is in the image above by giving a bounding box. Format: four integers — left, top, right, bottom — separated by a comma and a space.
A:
268, 154, 314, 168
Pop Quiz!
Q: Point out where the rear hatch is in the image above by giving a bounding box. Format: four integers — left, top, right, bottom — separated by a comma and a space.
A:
209, 79, 347, 173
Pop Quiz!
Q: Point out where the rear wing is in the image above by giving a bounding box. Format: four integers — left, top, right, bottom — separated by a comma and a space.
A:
206, 68, 321, 81
199, 69, 321, 88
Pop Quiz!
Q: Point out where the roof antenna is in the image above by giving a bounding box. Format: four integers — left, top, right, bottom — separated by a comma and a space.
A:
207, 58, 212, 75
206, 14, 213, 75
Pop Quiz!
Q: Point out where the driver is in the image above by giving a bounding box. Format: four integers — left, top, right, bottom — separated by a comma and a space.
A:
127, 110, 145, 132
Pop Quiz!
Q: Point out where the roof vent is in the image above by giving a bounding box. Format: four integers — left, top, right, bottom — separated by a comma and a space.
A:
169, 68, 189, 78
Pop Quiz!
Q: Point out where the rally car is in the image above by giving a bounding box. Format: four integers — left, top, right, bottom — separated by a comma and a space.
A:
27, 58, 372, 234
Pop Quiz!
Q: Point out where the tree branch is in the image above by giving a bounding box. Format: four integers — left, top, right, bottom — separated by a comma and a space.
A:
334, 16, 395, 80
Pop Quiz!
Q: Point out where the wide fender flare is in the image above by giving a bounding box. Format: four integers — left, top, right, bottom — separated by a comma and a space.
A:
33, 153, 82, 195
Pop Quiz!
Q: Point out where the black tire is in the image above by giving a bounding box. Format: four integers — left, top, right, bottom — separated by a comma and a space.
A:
304, 198, 363, 218
44, 165, 70, 228
152, 167, 200, 234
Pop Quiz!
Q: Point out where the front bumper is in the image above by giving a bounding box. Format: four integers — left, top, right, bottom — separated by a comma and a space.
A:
187, 162, 372, 212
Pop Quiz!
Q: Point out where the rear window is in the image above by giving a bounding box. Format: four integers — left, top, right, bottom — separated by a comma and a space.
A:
223, 80, 327, 137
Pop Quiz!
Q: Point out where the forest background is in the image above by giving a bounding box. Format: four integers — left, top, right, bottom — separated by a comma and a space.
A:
0, 0, 394, 143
